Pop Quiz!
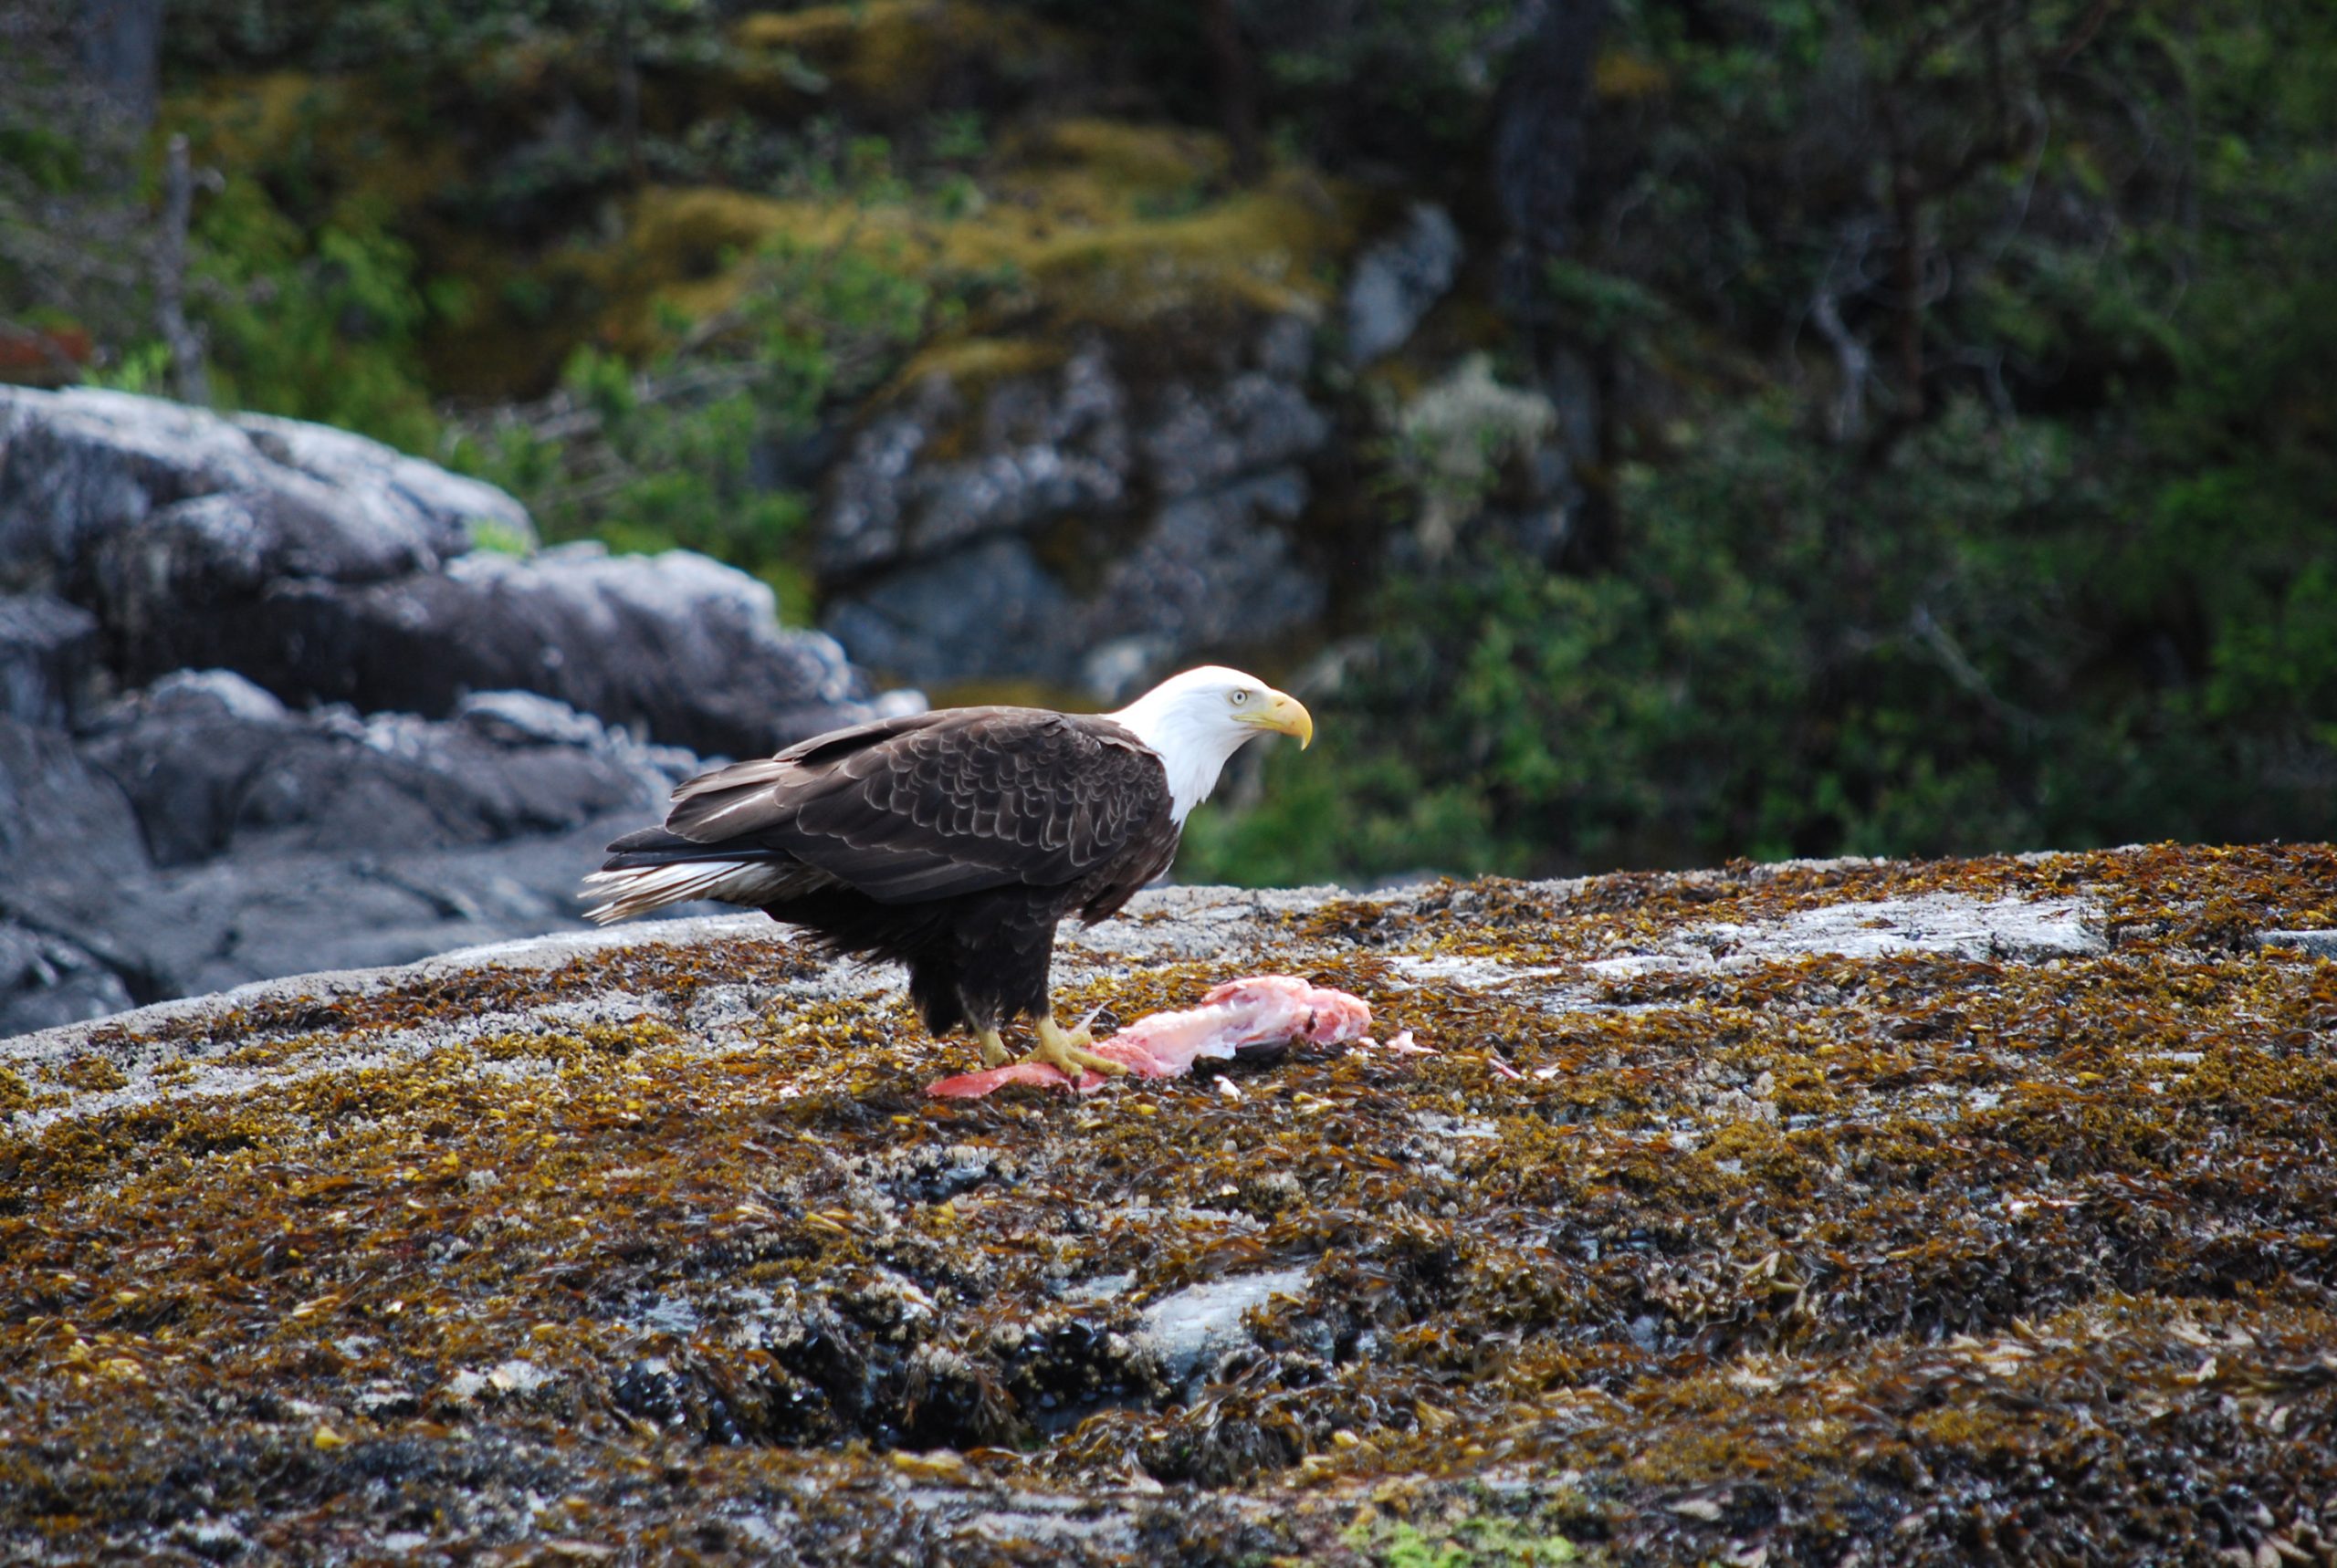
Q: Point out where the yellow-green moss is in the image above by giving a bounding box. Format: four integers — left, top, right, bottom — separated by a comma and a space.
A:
5, 844, 2336, 1561
888, 334, 1068, 399
731, 2, 1065, 117
165, 73, 463, 218
582, 133, 1357, 353
51, 1056, 129, 1093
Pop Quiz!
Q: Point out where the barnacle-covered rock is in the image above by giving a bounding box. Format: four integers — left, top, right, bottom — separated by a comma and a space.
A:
5, 845, 2337, 1563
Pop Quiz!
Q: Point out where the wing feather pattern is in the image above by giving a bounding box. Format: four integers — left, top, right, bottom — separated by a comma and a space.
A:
660, 708, 1171, 906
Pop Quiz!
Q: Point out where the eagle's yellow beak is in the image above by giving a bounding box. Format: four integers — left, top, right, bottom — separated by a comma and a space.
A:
1247, 687, 1315, 749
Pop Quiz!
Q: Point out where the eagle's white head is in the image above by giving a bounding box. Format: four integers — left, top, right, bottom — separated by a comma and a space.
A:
1106, 664, 1314, 824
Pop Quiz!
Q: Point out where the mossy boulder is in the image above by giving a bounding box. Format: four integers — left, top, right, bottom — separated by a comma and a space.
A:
6, 843, 2336, 1562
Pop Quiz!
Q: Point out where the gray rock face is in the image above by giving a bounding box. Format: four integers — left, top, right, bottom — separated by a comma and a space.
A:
0, 676, 707, 1036
823, 536, 1076, 686
167, 542, 916, 760
0, 715, 157, 998
79, 670, 693, 868
820, 343, 1128, 580
1140, 375, 1328, 500
1345, 204, 1462, 364
0, 593, 101, 727
0, 385, 529, 595
3, 387, 914, 758
819, 325, 1333, 692
1090, 470, 1320, 653
0, 920, 132, 1034
94, 502, 898, 761
0, 386, 927, 1036
0, 714, 153, 905
121, 816, 678, 1008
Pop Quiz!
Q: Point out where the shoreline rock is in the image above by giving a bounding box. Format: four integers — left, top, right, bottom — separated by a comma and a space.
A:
0, 388, 924, 1031
7, 845, 2334, 1563
2, 387, 919, 758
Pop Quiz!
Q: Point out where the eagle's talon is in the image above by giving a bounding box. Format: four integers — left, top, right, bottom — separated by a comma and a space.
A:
976, 1025, 1010, 1068
1025, 1016, 1126, 1079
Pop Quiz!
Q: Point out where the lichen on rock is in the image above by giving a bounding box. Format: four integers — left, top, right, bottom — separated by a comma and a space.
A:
4, 843, 2335, 1562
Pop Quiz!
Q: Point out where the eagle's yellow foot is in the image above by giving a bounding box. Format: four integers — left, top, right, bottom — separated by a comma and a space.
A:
976, 1026, 1010, 1068
1021, 1015, 1127, 1079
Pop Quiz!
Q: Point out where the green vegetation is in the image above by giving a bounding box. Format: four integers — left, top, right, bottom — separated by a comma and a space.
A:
6, 0, 2334, 878
452, 238, 943, 609
1352, 1511, 1583, 1568
1192, 0, 2337, 882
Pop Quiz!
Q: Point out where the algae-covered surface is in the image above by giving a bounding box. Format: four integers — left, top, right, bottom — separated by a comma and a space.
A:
5, 844, 2337, 1563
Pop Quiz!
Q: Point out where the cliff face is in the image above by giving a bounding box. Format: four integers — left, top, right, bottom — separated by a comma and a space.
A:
4, 844, 2336, 1564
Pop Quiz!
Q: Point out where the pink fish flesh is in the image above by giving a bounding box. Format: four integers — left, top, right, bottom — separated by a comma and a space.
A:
926, 975, 1373, 1098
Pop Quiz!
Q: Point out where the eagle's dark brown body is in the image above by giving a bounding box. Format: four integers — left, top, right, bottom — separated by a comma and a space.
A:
592, 706, 1178, 1037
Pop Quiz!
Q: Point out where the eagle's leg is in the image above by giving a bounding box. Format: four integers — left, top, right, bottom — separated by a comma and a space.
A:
976, 1025, 1010, 1068
1022, 1014, 1127, 1079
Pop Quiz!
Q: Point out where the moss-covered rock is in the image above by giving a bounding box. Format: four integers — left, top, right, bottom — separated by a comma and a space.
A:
586, 123, 1355, 355
5, 843, 2335, 1562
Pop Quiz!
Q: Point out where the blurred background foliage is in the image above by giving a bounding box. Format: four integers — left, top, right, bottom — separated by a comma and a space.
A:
6, 0, 2334, 883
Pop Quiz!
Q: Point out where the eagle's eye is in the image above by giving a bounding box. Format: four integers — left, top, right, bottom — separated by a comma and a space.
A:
1231, 691, 1249, 706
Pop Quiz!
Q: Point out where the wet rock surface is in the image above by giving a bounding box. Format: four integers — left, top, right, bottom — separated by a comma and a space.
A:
5, 844, 2335, 1563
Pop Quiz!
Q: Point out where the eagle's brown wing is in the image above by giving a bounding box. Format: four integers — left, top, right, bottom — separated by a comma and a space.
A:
660, 708, 1175, 907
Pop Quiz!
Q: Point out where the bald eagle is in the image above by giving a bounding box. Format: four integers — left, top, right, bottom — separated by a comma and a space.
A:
580, 666, 1313, 1079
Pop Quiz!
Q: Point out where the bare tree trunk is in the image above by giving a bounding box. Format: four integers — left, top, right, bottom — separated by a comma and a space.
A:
1200, 0, 1262, 183
76, 0, 162, 134
615, 0, 646, 185
1493, 0, 1613, 570
1886, 144, 1928, 423
1493, 0, 1608, 266
1810, 280, 1875, 444
157, 133, 210, 406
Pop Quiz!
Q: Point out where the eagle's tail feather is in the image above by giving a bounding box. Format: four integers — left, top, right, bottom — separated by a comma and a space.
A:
581, 836, 831, 925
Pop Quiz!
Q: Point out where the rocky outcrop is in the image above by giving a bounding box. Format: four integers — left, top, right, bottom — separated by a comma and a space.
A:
818, 321, 1333, 695
106, 539, 915, 761
0, 386, 520, 598
1, 386, 915, 758
5, 844, 2334, 1563
79, 672, 688, 869
0, 592, 100, 727
0, 674, 699, 1030
0, 388, 920, 1033
1344, 202, 1462, 364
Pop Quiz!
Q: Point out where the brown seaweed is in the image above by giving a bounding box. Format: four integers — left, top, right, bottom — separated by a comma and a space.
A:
3, 843, 2335, 1563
